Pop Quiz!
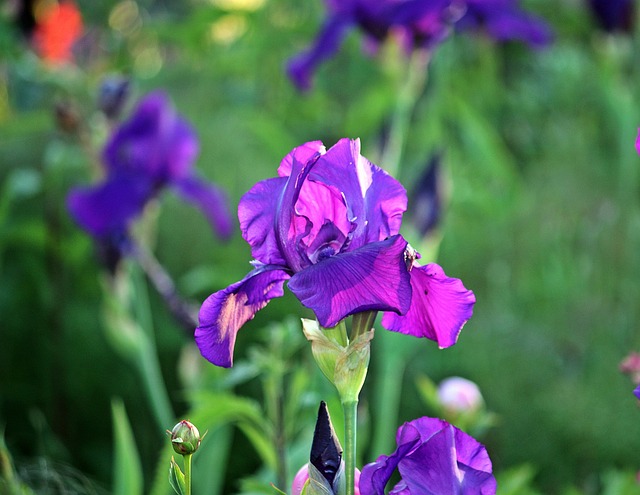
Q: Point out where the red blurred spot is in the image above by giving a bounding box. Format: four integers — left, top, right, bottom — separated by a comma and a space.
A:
33, 1, 83, 65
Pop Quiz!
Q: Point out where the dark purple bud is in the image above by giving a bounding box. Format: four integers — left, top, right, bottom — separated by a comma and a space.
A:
411, 153, 442, 237
98, 76, 131, 119
310, 401, 342, 486
588, 0, 635, 33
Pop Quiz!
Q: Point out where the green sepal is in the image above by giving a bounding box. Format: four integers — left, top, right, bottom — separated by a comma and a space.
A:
306, 462, 337, 495
169, 457, 187, 495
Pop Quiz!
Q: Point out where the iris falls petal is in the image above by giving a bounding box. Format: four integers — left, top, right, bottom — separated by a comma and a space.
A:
195, 266, 291, 367
288, 235, 411, 328
381, 263, 475, 347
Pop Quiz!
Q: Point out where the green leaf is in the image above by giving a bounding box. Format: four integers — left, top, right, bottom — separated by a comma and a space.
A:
169, 457, 187, 495
111, 399, 143, 495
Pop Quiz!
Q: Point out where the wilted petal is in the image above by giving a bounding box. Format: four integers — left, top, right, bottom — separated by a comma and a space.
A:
287, 16, 353, 91
195, 265, 290, 367
67, 176, 152, 238
173, 176, 233, 239
288, 235, 411, 328
239, 176, 288, 265
381, 263, 475, 348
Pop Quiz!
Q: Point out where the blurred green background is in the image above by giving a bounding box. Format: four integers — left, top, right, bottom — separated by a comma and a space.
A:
1, 0, 640, 493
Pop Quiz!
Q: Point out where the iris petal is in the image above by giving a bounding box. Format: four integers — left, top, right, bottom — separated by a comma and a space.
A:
381, 263, 475, 348
239, 177, 288, 265
361, 417, 495, 495
173, 176, 233, 239
286, 16, 353, 91
308, 139, 407, 248
288, 235, 411, 328
195, 265, 290, 367
66, 176, 152, 238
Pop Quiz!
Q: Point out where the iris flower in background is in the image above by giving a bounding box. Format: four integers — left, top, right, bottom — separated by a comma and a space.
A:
287, 0, 458, 90
587, 0, 635, 33
67, 91, 233, 258
195, 138, 475, 367
456, 0, 553, 47
32, 0, 83, 65
634, 386, 640, 400
360, 416, 496, 494
287, 0, 552, 90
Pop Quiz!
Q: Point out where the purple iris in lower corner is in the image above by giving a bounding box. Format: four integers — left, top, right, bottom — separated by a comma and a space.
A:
195, 138, 475, 367
360, 417, 496, 495
634, 385, 640, 401
67, 91, 232, 257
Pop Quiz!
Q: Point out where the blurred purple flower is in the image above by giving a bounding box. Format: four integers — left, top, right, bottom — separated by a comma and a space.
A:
634, 386, 640, 400
588, 0, 635, 33
287, 0, 460, 90
195, 138, 475, 367
287, 0, 553, 90
456, 0, 553, 47
360, 417, 496, 495
67, 91, 232, 248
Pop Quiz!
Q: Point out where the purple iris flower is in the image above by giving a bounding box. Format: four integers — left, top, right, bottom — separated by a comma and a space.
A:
634, 385, 640, 401
287, 0, 459, 90
588, 0, 635, 33
67, 91, 232, 250
456, 0, 553, 47
195, 138, 475, 367
360, 417, 496, 494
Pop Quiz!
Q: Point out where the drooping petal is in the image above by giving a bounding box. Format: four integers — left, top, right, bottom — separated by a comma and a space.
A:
239, 176, 288, 266
195, 265, 291, 367
381, 263, 475, 348
66, 176, 152, 238
286, 16, 353, 91
173, 176, 233, 239
288, 235, 411, 328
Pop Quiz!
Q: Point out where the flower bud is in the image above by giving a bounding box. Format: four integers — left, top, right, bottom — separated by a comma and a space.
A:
291, 465, 361, 495
437, 377, 483, 413
168, 420, 202, 455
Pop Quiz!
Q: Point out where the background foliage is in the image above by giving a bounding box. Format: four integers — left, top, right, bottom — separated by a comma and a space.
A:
1, 0, 640, 494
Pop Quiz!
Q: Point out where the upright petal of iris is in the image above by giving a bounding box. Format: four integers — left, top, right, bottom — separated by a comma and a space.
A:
195, 265, 291, 367
381, 263, 475, 348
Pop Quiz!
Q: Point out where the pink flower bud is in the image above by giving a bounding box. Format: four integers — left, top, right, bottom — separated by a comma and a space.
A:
437, 377, 483, 413
291, 464, 361, 495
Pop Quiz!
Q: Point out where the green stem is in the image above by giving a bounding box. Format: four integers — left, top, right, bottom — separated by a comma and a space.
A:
342, 400, 358, 495
381, 49, 432, 177
184, 454, 192, 495
129, 264, 175, 429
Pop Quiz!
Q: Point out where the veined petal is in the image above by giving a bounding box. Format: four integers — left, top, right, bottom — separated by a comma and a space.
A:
195, 265, 290, 367
381, 263, 475, 348
66, 176, 152, 238
173, 176, 233, 239
238, 176, 288, 265
308, 138, 407, 248
288, 235, 411, 328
